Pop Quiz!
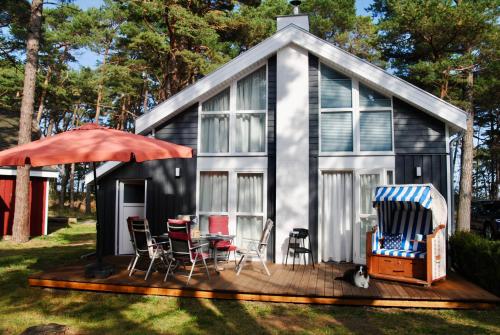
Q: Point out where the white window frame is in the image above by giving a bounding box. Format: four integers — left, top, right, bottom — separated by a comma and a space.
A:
198, 65, 268, 157
319, 62, 394, 156
196, 168, 267, 238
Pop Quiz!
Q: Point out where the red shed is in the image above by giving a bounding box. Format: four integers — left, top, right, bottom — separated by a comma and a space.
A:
0, 110, 58, 238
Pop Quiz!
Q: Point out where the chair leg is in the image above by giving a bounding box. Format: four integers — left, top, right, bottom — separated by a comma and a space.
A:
256, 250, 271, 276
201, 255, 211, 280
310, 250, 315, 269
145, 251, 158, 280
292, 249, 296, 270
285, 240, 290, 266
164, 259, 174, 282
233, 251, 238, 267
127, 256, 134, 271
129, 256, 139, 276
236, 255, 247, 276
186, 258, 197, 285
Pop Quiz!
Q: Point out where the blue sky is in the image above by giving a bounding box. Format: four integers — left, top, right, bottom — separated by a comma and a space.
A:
70, 0, 374, 69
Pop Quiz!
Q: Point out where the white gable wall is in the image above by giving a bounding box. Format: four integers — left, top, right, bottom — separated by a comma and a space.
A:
275, 44, 310, 262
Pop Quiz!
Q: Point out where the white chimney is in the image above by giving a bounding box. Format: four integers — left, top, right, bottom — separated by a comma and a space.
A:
276, 0, 309, 31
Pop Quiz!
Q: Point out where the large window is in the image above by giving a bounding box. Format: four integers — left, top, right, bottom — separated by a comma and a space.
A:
198, 171, 228, 233
198, 170, 265, 249
320, 64, 393, 154
200, 66, 267, 155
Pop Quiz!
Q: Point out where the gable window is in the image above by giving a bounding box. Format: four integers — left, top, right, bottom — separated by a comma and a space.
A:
200, 66, 267, 155
319, 64, 393, 154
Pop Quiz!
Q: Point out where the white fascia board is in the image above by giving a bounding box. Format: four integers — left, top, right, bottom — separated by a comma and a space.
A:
0, 168, 59, 178
84, 161, 122, 185
136, 24, 466, 135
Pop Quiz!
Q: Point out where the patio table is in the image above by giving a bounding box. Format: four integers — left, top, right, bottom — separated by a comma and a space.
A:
199, 234, 235, 272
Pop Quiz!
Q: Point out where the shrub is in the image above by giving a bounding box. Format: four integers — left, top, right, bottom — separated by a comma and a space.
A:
449, 231, 500, 296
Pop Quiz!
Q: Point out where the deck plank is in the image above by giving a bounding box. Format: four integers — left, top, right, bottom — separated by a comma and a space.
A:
27, 256, 499, 309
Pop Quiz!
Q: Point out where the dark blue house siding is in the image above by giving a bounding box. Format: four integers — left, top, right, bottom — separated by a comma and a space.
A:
308, 53, 319, 258
393, 98, 448, 198
267, 55, 277, 261
98, 104, 198, 255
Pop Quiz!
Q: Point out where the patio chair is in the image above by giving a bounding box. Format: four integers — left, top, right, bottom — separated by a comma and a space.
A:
164, 219, 211, 285
208, 215, 237, 266
284, 228, 315, 270
235, 218, 274, 276
127, 217, 171, 280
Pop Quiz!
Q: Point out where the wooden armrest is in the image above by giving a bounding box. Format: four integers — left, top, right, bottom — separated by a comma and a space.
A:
191, 242, 209, 250
427, 224, 446, 240
410, 240, 426, 243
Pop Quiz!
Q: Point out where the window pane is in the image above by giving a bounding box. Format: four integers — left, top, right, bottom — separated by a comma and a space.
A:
200, 114, 229, 153
235, 114, 265, 152
359, 83, 391, 108
236, 216, 263, 249
321, 112, 353, 152
360, 111, 392, 151
199, 172, 228, 212
202, 88, 230, 112
360, 174, 380, 214
237, 173, 263, 212
321, 65, 352, 108
124, 183, 145, 203
237, 67, 266, 110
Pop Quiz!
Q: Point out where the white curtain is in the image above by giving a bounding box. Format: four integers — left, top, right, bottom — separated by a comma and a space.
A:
201, 115, 229, 153
237, 67, 266, 110
199, 172, 228, 233
236, 173, 264, 248
322, 172, 353, 262
235, 114, 265, 152
202, 88, 230, 112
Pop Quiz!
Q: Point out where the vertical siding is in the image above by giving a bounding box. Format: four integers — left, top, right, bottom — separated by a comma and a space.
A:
99, 104, 199, 255
393, 98, 448, 199
308, 53, 319, 258
0, 176, 47, 237
267, 55, 277, 261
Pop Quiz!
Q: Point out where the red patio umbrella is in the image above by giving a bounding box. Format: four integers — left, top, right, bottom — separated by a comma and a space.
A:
0, 123, 193, 277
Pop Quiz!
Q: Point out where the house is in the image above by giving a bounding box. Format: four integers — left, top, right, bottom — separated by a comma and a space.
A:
0, 110, 58, 238
85, 14, 467, 265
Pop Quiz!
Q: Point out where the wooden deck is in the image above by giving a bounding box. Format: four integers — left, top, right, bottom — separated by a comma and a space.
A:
29, 256, 499, 309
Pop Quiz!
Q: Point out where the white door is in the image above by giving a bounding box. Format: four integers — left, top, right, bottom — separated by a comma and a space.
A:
117, 180, 146, 255
353, 171, 380, 264
320, 171, 353, 262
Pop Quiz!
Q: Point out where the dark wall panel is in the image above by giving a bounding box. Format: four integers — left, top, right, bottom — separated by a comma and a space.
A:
393, 98, 446, 154
308, 53, 319, 259
267, 55, 277, 261
99, 104, 198, 255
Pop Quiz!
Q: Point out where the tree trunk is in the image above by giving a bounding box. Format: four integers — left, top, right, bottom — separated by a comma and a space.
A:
12, 0, 43, 243
457, 69, 474, 232
94, 45, 109, 124
69, 163, 75, 209
59, 165, 68, 210
36, 66, 51, 124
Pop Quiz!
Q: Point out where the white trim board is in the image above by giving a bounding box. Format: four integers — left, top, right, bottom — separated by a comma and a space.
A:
135, 24, 466, 136
0, 168, 58, 179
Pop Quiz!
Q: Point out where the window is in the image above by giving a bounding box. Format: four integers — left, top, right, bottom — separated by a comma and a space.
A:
200, 67, 267, 155
359, 111, 392, 151
320, 65, 352, 108
321, 112, 353, 152
236, 173, 264, 249
198, 171, 228, 233
319, 64, 393, 154
359, 173, 380, 257
201, 89, 230, 153
197, 170, 265, 250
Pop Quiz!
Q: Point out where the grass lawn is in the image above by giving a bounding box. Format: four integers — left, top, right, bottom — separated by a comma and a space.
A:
0, 222, 498, 335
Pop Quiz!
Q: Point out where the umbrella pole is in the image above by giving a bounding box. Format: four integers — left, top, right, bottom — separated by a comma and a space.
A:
93, 162, 102, 265
84, 162, 114, 278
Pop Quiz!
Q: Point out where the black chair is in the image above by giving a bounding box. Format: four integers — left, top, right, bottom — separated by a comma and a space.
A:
284, 228, 315, 270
